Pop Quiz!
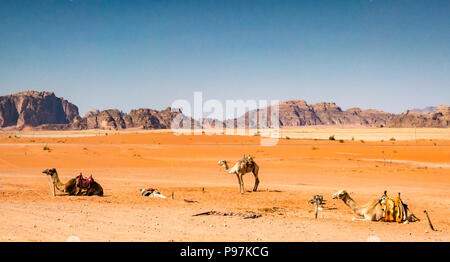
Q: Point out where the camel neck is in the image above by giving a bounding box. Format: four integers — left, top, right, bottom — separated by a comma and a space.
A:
52, 172, 66, 191
342, 194, 360, 214
222, 162, 230, 171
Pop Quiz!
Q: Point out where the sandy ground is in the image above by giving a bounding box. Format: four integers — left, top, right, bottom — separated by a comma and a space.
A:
0, 129, 449, 242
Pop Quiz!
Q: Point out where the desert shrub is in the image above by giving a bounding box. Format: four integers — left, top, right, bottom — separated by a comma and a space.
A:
389, 137, 396, 141
329, 135, 335, 141
351, 136, 355, 141
285, 136, 290, 140
339, 139, 344, 143
43, 146, 51, 151
361, 140, 365, 143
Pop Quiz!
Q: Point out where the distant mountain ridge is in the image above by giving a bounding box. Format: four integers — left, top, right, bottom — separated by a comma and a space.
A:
0, 91, 448, 130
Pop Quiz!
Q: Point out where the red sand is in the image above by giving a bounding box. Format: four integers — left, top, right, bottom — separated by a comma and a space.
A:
0, 132, 448, 241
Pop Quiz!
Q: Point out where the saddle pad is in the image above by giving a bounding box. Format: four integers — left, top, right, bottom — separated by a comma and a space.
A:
76, 174, 94, 189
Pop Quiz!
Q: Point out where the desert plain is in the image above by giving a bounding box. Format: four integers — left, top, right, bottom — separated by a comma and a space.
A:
0, 128, 449, 242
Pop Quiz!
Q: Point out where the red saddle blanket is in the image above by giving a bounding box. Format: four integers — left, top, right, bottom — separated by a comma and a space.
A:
76, 174, 94, 189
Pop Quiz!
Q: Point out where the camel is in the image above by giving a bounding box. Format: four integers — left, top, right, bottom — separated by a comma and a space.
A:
43, 168, 103, 196
218, 155, 259, 194
332, 190, 384, 221
332, 189, 419, 222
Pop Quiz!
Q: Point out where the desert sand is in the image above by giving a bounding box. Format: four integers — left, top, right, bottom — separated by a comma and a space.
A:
0, 129, 449, 242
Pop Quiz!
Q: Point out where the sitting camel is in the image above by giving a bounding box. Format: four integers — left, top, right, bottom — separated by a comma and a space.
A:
218, 155, 259, 194
332, 189, 384, 221
332, 189, 418, 222
43, 168, 103, 196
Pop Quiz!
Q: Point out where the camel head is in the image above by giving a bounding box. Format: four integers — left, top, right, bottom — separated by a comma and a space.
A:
42, 168, 57, 177
332, 189, 349, 200
218, 160, 227, 166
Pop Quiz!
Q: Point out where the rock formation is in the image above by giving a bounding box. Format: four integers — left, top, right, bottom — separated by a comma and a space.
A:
387, 105, 449, 128
0, 91, 78, 129
0, 91, 448, 130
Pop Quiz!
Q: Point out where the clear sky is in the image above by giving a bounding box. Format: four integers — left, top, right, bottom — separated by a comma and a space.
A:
0, 0, 449, 117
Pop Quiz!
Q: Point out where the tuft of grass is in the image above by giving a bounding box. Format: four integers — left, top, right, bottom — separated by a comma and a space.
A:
389, 137, 396, 141
351, 136, 355, 141
43, 145, 51, 152
360, 140, 365, 143
329, 135, 335, 141
285, 136, 290, 140
339, 139, 344, 143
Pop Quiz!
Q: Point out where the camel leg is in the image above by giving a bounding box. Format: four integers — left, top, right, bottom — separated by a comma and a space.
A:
235, 173, 243, 194
352, 217, 371, 221
252, 166, 259, 192
240, 175, 245, 194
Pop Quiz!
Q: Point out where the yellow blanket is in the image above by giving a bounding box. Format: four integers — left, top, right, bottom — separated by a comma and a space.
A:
383, 196, 406, 222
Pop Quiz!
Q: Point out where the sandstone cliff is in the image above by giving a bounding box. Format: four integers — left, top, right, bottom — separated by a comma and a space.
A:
0, 91, 79, 129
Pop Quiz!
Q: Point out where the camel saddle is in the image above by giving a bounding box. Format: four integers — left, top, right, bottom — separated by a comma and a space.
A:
76, 174, 94, 189
381, 192, 408, 223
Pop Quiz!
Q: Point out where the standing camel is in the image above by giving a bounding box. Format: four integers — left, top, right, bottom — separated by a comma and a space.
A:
43, 168, 103, 196
218, 155, 260, 194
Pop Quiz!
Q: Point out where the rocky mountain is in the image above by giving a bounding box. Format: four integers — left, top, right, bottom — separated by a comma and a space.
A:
0, 91, 448, 130
70, 107, 199, 130
387, 105, 450, 128
0, 91, 78, 129
222, 100, 395, 128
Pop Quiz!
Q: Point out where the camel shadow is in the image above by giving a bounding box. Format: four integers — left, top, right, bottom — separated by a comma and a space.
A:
245, 189, 283, 193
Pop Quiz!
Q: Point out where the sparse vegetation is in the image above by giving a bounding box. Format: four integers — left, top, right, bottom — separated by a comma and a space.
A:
361, 140, 365, 143
389, 137, 396, 141
339, 139, 344, 143
329, 135, 335, 141
351, 136, 355, 141
285, 136, 290, 140
43, 145, 51, 152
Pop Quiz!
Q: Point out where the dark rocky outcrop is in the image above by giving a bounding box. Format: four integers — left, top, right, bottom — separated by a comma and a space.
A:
225, 100, 395, 128
0, 91, 79, 129
386, 105, 450, 128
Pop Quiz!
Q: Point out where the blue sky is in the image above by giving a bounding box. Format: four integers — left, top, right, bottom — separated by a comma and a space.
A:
0, 0, 449, 117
